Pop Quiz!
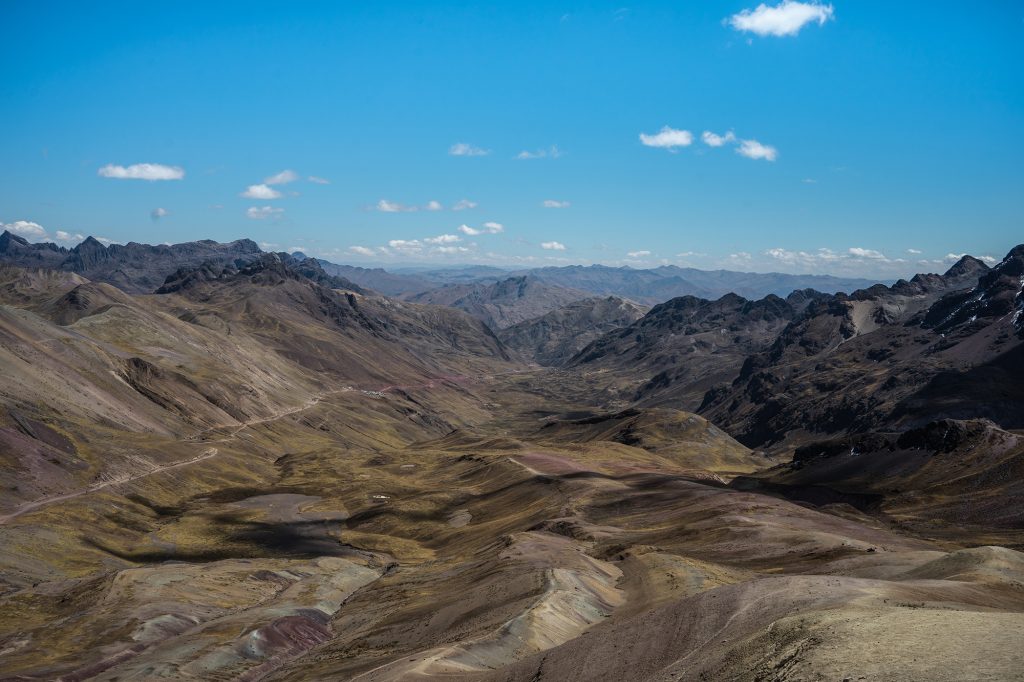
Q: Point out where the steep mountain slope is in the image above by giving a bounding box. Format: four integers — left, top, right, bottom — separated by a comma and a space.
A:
568, 290, 827, 410
733, 418, 1024, 539
408, 275, 590, 330
699, 252, 1021, 449
0, 231, 269, 293
497, 296, 647, 366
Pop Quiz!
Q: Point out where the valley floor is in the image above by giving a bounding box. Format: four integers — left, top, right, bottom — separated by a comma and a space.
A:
2, 368, 1023, 681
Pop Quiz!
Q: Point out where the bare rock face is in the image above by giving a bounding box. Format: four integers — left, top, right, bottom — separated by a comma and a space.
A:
699, 245, 1023, 450
408, 275, 591, 330
498, 296, 647, 366
0, 230, 266, 293
568, 291, 810, 411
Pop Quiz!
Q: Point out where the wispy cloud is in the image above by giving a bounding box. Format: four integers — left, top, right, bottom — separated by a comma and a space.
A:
264, 169, 299, 185
542, 199, 571, 208
728, 1, 834, 37
56, 230, 85, 243
907, 248, 922, 254
458, 222, 504, 236
376, 198, 473, 212
376, 199, 416, 212
763, 246, 910, 274
98, 163, 184, 181
701, 130, 736, 147
541, 241, 567, 251
424, 234, 461, 244
308, 175, 330, 185
516, 145, 562, 160
388, 239, 423, 253
150, 207, 169, 220
449, 142, 490, 157
241, 184, 283, 199
736, 139, 778, 161
639, 126, 693, 150
348, 246, 376, 256
627, 250, 652, 258
246, 206, 284, 220
944, 252, 997, 265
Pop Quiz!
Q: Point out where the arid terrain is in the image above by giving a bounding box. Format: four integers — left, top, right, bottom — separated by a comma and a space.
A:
1, 234, 1023, 681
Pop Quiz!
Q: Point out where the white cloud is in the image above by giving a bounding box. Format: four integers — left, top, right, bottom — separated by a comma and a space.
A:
542, 199, 571, 208
452, 199, 478, 211
459, 221, 504, 236
98, 163, 184, 181
848, 247, 886, 259
701, 130, 736, 147
764, 246, 909, 273
627, 250, 652, 258
728, 1, 834, 37
376, 199, 415, 212
541, 241, 567, 251
376, 199, 454, 212
151, 207, 169, 220
55, 230, 85, 243
388, 239, 423, 253
516, 145, 562, 160
803, 178, 817, 184
424, 234, 461, 244
259, 241, 280, 249
449, 142, 490, 157
907, 248, 922, 255
639, 126, 694, 150
241, 184, 283, 199
264, 169, 299, 185
348, 246, 376, 257
736, 139, 778, 161
729, 252, 753, 262
246, 206, 284, 220
96, 237, 118, 245
308, 175, 330, 184
676, 251, 705, 258
436, 245, 470, 254
942, 252, 996, 265
2, 220, 47, 238
287, 246, 304, 254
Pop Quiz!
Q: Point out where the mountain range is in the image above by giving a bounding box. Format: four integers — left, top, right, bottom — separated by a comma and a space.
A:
0, 231, 1022, 681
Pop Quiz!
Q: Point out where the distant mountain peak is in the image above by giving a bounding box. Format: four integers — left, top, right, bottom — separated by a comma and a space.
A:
943, 254, 990, 279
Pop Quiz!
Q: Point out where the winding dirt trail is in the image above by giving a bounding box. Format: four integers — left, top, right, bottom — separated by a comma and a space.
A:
0, 448, 219, 525
0, 369, 529, 526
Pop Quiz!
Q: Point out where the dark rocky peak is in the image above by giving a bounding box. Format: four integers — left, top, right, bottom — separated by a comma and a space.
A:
739, 293, 793, 321
0, 230, 30, 252
944, 254, 990, 280
64, 236, 110, 270
491, 275, 534, 298
923, 244, 1024, 333
785, 288, 831, 312
278, 253, 366, 293
156, 261, 240, 294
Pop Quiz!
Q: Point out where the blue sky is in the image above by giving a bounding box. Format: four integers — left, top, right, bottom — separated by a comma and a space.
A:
1, 1, 1021, 277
